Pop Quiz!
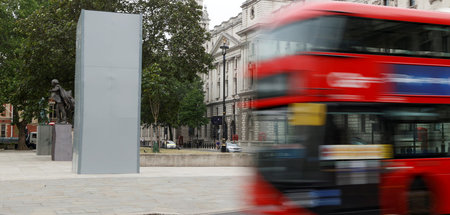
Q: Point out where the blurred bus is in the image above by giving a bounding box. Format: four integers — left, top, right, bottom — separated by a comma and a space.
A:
248, 2, 450, 215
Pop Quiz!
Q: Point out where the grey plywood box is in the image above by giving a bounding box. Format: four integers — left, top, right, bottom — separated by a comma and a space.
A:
73, 10, 142, 174
36, 125, 52, 155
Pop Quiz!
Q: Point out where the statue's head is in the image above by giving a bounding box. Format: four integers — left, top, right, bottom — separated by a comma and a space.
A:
51, 79, 59, 86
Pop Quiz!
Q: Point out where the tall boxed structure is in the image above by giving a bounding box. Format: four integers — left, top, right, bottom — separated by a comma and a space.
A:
73, 10, 142, 174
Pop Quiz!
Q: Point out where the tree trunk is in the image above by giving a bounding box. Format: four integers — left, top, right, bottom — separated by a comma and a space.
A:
154, 118, 160, 148
157, 126, 160, 148
169, 125, 173, 141
16, 121, 28, 150
13, 108, 29, 150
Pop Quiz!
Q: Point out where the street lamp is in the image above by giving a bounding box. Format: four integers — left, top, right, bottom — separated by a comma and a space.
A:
232, 96, 237, 144
220, 40, 229, 152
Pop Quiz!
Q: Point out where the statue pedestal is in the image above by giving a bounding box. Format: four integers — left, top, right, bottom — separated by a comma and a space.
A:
36, 125, 53, 155
52, 124, 73, 161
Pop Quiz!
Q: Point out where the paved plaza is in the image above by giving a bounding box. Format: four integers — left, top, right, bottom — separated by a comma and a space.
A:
0, 151, 253, 215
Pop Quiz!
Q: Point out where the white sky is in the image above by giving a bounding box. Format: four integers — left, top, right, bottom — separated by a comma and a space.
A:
203, 0, 244, 29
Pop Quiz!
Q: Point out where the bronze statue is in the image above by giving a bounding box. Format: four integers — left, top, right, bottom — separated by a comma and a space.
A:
50, 79, 74, 124
38, 97, 49, 125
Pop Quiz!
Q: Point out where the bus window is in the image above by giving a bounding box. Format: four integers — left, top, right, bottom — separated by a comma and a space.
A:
340, 17, 450, 57
254, 105, 387, 184
255, 107, 325, 183
257, 16, 346, 61
325, 110, 384, 146
257, 15, 450, 60
385, 105, 450, 157
392, 122, 450, 157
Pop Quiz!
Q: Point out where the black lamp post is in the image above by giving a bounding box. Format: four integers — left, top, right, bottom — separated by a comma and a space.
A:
220, 41, 229, 152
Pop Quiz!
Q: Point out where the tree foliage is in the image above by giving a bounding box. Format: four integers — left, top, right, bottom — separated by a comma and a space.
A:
0, 0, 124, 149
18, 0, 124, 99
0, 0, 212, 149
132, 0, 213, 129
142, 63, 169, 126
0, 0, 47, 149
179, 79, 209, 129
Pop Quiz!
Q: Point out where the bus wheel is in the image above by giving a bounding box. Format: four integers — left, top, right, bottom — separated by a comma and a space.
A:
408, 178, 432, 215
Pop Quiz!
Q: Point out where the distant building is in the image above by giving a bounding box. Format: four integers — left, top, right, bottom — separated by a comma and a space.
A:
0, 104, 38, 138
200, 0, 450, 147
0, 104, 15, 138
200, 0, 295, 145
347, 0, 450, 10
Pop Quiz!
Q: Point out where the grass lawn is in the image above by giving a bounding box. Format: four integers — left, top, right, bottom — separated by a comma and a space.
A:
140, 147, 218, 154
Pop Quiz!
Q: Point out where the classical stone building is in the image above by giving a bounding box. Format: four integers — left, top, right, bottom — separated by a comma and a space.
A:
199, 0, 295, 145
346, 0, 450, 10
199, 0, 450, 147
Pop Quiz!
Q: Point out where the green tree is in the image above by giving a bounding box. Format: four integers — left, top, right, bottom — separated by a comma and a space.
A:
0, 0, 47, 149
1, 0, 212, 149
18, 0, 124, 97
133, 0, 213, 136
0, 0, 123, 149
179, 79, 208, 142
126, 0, 213, 80
141, 63, 172, 145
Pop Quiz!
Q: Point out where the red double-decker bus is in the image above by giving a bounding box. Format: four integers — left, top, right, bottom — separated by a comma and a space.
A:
248, 2, 450, 215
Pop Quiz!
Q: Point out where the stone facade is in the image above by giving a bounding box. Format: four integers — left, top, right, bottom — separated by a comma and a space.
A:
200, 0, 295, 144
0, 104, 38, 138
347, 0, 450, 10
200, 0, 450, 146
0, 104, 15, 138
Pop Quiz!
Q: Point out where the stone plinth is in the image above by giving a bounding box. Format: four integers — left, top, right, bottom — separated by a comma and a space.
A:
140, 153, 255, 167
52, 124, 73, 161
36, 125, 53, 155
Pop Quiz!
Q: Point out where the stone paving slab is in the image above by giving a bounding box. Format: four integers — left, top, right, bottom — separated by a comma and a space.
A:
0, 151, 253, 215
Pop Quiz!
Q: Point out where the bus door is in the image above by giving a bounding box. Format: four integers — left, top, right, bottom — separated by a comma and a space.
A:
253, 103, 390, 214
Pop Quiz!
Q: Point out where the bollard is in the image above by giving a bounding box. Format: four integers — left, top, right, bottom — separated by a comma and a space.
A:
152, 141, 160, 153
221, 143, 226, 152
